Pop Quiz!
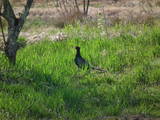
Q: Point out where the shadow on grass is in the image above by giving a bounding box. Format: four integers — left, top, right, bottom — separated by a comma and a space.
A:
0, 60, 61, 95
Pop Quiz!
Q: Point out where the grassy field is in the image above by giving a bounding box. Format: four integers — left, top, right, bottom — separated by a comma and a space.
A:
0, 22, 160, 120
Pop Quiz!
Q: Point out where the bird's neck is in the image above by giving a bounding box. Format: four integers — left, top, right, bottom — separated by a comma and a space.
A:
76, 49, 81, 57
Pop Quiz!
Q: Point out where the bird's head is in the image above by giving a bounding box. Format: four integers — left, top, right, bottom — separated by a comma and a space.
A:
75, 46, 80, 50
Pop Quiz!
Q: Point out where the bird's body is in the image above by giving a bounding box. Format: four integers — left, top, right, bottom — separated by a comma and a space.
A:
74, 46, 90, 69
74, 46, 107, 72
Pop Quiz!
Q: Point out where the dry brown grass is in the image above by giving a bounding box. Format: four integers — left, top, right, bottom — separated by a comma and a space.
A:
54, 10, 84, 27
9, 0, 160, 27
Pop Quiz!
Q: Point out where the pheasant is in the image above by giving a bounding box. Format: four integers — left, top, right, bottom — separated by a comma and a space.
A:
74, 46, 107, 72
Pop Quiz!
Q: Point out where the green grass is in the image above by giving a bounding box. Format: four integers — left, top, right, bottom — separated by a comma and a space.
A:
0, 23, 160, 120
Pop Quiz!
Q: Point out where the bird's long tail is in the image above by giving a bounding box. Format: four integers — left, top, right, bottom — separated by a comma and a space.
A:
91, 66, 107, 72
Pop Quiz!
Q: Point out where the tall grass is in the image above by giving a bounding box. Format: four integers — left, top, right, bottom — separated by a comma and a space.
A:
0, 23, 160, 120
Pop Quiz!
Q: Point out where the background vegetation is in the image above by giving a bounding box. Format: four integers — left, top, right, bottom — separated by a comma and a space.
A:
0, 0, 160, 120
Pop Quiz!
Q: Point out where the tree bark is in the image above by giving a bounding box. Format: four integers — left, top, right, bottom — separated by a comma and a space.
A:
83, 0, 90, 15
5, 27, 19, 65
85, 0, 90, 15
74, 0, 79, 12
83, 0, 86, 14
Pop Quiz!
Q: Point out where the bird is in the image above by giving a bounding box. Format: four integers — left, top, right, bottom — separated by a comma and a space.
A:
74, 46, 107, 72
74, 46, 90, 69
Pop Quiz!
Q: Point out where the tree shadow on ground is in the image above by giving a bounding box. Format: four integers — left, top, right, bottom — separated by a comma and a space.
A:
0, 63, 63, 96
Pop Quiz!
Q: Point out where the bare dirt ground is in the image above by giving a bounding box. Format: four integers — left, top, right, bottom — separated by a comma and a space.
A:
96, 114, 160, 120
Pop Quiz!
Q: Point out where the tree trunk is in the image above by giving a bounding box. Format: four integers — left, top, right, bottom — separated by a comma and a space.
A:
85, 0, 90, 15
83, 0, 90, 15
74, 0, 79, 12
5, 27, 19, 65
83, 0, 86, 14
1, 0, 33, 65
